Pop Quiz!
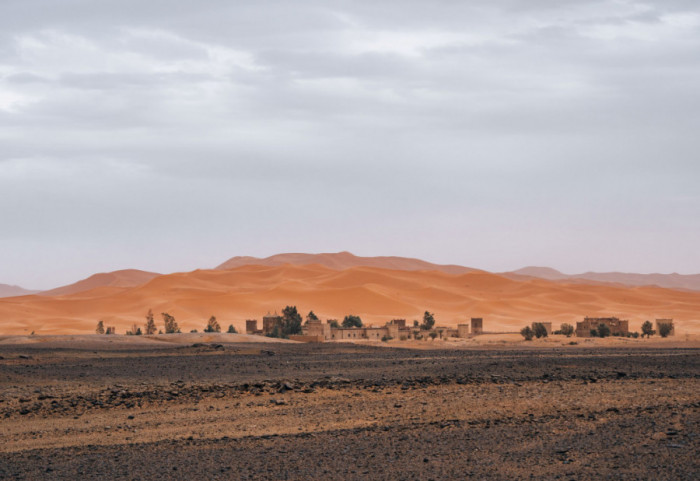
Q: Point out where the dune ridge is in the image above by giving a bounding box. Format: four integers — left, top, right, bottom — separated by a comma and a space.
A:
216, 251, 477, 275
39, 269, 161, 297
507, 266, 700, 291
1, 263, 698, 336
0, 284, 39, 298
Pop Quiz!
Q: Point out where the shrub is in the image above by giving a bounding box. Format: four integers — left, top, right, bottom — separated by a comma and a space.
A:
596, 323, 611, 338
162, 313, 180, 334
520, 326, 534, 341
532, 323, 549, 338
227, 324, 237, 334
204, 316, 221, 333
342, 315, 363, 328
421, 311, 436, 330
641, 321, 655, 338
190, 329, 198, 333
399, 335, 407, 341
126, 324, 142, 336
429, 332, 438, 340
381, 335, 392, 342
658, 322, 673, 338
144, 309, 157, 335
560, 323, 574, 337
282, 306, 303, 335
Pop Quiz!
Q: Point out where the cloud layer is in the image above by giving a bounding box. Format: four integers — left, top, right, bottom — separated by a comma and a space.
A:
1, 0, 699, 288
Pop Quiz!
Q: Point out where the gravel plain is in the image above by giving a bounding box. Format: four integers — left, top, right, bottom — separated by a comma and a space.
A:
0, 340, 698, 480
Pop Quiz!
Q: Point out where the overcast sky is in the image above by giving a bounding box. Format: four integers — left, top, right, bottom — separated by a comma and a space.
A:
1, 0, 699, 289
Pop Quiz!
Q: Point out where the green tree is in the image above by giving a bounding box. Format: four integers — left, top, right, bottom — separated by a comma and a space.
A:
641, 320, 655, 338
306, 311, 319, 323
429, 331, 438, 340
282, 306, 303, 335
162, 312, 180, 334
144, 309, 157, 335
227, 324, 237, 334
596, 323, 611, 338
342, 315, 363, 328
328, 319, 340, 328
532, 322, 549, 339
520, 326, 534, 341
560, 323, 574, 337
95, 320, 105, 335
421, 311, 436, 330
204, 316, 221, 333
658, 322, 673, 338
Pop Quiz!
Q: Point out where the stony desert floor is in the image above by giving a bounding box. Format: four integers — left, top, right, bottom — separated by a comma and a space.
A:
0, 337, 698, 480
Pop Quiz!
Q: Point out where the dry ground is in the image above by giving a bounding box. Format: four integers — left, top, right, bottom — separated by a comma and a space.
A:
0, 337, 698, 480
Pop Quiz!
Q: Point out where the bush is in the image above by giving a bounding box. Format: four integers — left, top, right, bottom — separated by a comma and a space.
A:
532, 323, 549, 339
421, 311, 436, 330
597, 323, 611, 338
399, 335, 407, 341
641, 320, 655, 338
190, 329, 198, 333
227, 324, 237, 334
204, 316, 221, 333
342, 315, 363, 328
658, 322, 673, 338
144, 309, 157, 335
560, 323, 574, 337
429, 331, 438, 340
520, 326, 534, 341
126, 323, 142, 336
162, 313, 180, 334
381, 335, 392, 342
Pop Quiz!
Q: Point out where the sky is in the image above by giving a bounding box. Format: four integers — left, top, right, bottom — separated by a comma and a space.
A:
1, 0, 699, 289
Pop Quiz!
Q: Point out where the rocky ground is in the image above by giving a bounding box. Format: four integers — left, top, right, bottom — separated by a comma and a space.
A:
0, 341, 698, 480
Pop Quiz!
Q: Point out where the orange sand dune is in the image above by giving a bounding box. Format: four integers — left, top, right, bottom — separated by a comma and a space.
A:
0, 263, 699, 336
40, 269, 161, 297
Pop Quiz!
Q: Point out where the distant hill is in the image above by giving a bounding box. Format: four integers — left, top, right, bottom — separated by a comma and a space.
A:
40, 269, 161, 297
0, 284, 39, 298
506, 267, 700, 291
2, 263, 699, 335
217, 251, 477, 275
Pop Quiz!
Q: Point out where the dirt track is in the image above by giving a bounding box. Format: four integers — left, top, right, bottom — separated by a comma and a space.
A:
1, 341, 698, 480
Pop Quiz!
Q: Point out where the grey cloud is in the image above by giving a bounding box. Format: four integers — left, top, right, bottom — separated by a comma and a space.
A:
1, 0, 699, 288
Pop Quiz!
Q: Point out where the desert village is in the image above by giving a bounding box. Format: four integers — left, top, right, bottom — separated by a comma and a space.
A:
243, 313, 676, 343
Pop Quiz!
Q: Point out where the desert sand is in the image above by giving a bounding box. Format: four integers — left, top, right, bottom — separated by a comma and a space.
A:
1, 261, 699, 335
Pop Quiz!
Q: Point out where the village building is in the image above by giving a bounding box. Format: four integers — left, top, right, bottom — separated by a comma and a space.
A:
262, 312, 283, 335
575, 317, 629, 337
471, 318, 483, 335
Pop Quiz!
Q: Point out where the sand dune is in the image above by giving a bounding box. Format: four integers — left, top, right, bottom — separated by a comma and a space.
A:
40, 269, 161, 297
0, 284, 38, 298
0, 263, 698, 336
216, 251, 477, 275
507, 266, 700, 291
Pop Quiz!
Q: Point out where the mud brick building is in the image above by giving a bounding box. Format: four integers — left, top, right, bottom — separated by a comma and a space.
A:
471, 318, 483, 335
576, 317, 629, 337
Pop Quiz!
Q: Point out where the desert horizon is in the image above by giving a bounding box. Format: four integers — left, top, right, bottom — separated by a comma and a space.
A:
1, 251, 698, 336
